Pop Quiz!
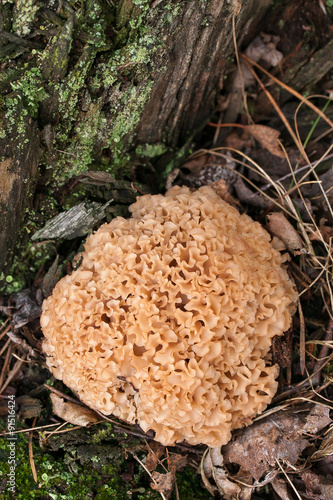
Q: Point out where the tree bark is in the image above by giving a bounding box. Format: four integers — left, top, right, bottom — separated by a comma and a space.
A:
0, 0, 273, 286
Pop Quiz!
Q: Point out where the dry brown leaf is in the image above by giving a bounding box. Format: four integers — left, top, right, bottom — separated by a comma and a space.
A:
201, 447, 242, 499
11, 288, 42, 329
223, 404, 331, 481
150, 453, 187, 499
225, 129, 252, 150
151, 471, 174, 499
168, 454, 187, 473
299, 470, 326, 500
17, 396, 42, 420
309, 220, 333, 244
271, 478, 293, 500
266, 212, 304, 253
246, 124, 285, 158
145, 442, 165, 472
303, 405, 332, 434
50, 393, 99, 427
320, 478, 333, 500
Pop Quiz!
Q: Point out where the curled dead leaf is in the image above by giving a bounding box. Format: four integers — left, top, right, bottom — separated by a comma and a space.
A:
145, 442, 165, 472
266, 212, 304, 253
150, 453, 187, 499
151, 471, 174, 499
271, 477, 293, 500
201, 447, 242, 499
223, 404, 331, 481
246, 124, 285, 158
50, 393, 99, 426
299, 470, 326, 500
12, 288, 42, 329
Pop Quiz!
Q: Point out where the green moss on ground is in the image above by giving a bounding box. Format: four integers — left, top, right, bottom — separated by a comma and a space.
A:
0, 429, 127, 499
0, 421, 211, 499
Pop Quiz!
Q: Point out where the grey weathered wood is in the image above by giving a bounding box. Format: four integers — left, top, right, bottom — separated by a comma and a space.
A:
31, 201, 112, 240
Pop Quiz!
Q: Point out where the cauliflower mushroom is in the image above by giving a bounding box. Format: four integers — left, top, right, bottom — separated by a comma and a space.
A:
41, 186, 297, 447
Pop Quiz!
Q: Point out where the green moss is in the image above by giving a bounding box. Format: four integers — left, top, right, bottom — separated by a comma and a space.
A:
48, 1, 157, 181
57, 46, 97, 124
39, 0, 175, 184
0, 238, 57, 294
0, 0, 190, 282
9, 68, 48, 119
40, 14, 74, 82
2, 98, 27, 144
12, 0, 40, 37
174, 468, 211, 499
105, 81, 154, 169
116, 0, 150, 41
0, 424, 129, 499
91, 423, 116, 444
136, 143, 168, 158
0, 416, 212, 500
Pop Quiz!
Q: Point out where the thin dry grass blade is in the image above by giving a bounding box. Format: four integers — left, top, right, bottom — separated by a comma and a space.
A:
0, 343, 13, 391
29, 417, 38, 482
276, 460, 302, 500
0, 338, 11, 358
0, 321, 11, 342
312, 319, 333, 386
298, 302, 306, 375
0, 353, 26, 395
241, 54, 333, 130
240, 59, 305, 157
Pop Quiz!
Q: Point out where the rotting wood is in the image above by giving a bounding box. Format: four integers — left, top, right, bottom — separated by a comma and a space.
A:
0, 0, 273, 281
0, 100, 40, 284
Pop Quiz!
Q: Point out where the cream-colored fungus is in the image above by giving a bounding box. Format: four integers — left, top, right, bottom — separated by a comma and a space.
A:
41, 186, 297, 446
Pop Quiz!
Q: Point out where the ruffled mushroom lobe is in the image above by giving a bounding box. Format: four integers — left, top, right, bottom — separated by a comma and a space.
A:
41, 186, 297, 447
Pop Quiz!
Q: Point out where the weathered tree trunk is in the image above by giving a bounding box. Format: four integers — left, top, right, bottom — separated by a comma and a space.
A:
0, 0, 273, 288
